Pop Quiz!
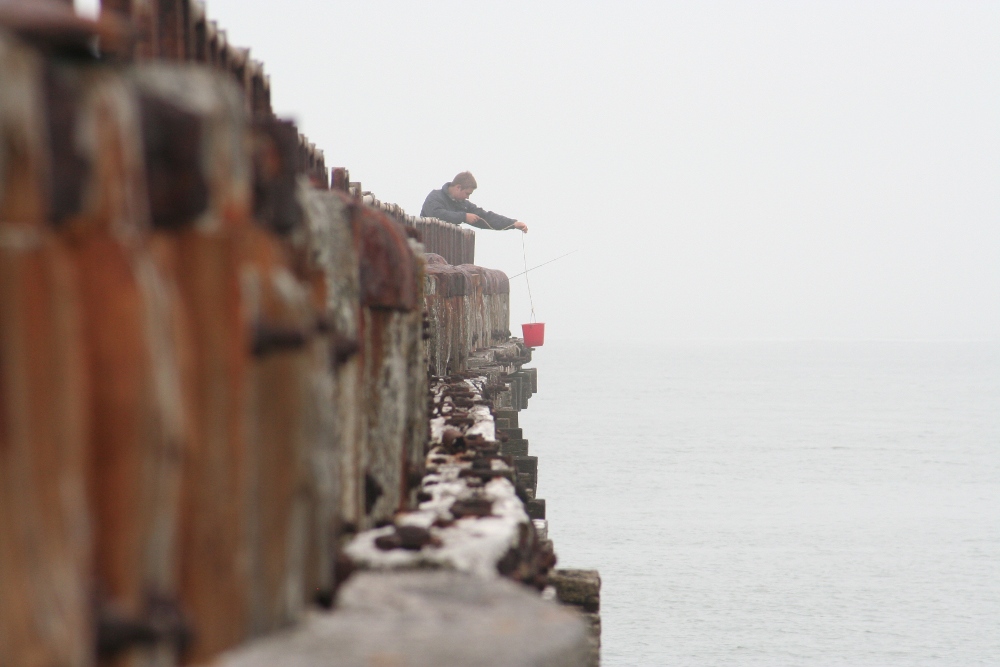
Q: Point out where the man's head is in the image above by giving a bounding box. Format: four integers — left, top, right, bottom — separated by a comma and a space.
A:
447, 171, 477, 200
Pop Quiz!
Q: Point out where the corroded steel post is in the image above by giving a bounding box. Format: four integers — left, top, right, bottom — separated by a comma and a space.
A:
0, 29, 92, 667
157, 0, 185, 60
67, 66, 189, 667
135, 65, 255, 661
242, 115, 321, 637
354, 204, 419, 524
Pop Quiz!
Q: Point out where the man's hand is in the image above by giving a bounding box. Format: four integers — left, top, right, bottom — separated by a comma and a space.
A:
514, 221, 529, 233
465, 213, 485, 225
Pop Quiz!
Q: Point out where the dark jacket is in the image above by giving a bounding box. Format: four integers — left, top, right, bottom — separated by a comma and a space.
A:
420, 183, 517, 231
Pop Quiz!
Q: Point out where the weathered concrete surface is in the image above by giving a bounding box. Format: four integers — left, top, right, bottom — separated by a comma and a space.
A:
217, 571, 589, 667
548, 569, 602, 667
549, 569, 601, 613
346, 374, 554, 587
300, 188, 365, 530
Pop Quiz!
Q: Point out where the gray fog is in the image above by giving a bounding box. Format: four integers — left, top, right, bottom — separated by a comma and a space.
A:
95, 1, 1000, 342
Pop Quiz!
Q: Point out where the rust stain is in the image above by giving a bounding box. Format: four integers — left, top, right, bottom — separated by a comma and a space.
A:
356, 204, 417, 312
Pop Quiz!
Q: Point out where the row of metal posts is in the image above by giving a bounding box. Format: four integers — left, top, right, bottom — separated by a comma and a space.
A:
423, 256, 511, 377
98, 0, 329, 185
413, 217, 475, 265
361, 192, 476, 268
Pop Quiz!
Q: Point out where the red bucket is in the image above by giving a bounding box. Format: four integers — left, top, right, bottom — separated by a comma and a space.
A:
522, 323, 545, 347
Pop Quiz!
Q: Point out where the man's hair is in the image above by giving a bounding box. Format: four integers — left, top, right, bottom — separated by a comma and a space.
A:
452, 171, 477, 190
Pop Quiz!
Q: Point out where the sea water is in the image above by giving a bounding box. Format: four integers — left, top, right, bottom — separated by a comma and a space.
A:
520, 341, 1000, 666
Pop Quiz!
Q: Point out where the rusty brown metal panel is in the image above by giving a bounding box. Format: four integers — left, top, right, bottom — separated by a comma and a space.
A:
136, 62, 336, 652
0, 231, 93, 667
1, 0, 119, 57
455, 265, 509, 349
421, 220, 432, 258
352, 200, 422, 524
356, 205, 417, 312
299, 186, 368, 593
0, 36, 93, 667
253, 117, 301, 238
302, 330, 337, 605
447, 222, 457, 265
357, 304, 423, 523
311, 190, 365, 530
180, 0, 192, 60
216, 33, 231, 71
240, 224, 313, 636
422, 281, 442, 376
359, 308, 392, 522
417, 219, 478, 267
172, 227, 251, 660
315, 152, 328, 189
134, 64, 258, 662
331, 166, 349, 193
454, 298, 467, 370
248, 59, 271, 120
242, 134, 327, 620
158, 0, 184, 60
421, 221, 432, 257
66, 67, 189, 666
190, 2, 206, 62
404, 245, 428, 507
101, 0, 133, 16
423, 263, 475, 374
296, 255, 339, 607
131, 0, 158, 59
465, 269, 483, 349
229, 45, 248, 92
205, 20, 219, 67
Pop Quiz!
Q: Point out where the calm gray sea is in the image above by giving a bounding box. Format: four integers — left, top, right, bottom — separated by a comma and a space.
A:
520, 341, 1000, 667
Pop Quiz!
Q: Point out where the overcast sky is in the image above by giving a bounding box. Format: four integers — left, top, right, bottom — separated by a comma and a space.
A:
89, 0, 1000, 341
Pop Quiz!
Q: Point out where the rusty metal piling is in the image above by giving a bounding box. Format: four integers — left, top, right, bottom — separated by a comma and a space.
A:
0, 1, 598, 664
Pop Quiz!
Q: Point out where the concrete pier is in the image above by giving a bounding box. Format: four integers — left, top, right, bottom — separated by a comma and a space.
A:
218, 572, 589, 667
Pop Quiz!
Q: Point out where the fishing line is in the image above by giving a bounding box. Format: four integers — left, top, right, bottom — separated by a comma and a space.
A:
520, 232, 536, 323
508, 249, 579, 279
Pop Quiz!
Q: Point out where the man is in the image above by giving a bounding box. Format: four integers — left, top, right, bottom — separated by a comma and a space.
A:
420, 172, 529, 233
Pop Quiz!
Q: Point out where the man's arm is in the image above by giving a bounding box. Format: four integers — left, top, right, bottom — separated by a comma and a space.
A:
466, 202, 517, 230
461, 213, 494, 230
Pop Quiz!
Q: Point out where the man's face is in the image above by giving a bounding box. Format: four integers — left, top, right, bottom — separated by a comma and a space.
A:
448, 183, 474, 201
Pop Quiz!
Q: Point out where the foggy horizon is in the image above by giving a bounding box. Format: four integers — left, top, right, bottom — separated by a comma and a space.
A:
81, 0, 1000, 343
